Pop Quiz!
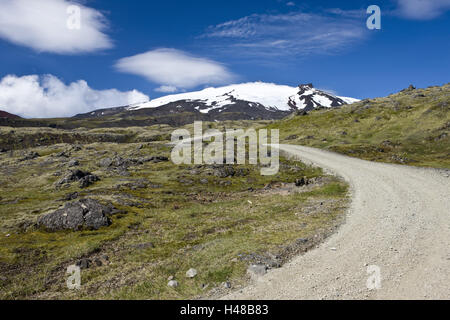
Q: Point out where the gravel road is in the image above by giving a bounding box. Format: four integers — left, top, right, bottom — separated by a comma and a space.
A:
224, 144, 450, 300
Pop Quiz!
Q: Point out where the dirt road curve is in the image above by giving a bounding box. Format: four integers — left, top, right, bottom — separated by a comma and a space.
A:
225, 145, 450, 300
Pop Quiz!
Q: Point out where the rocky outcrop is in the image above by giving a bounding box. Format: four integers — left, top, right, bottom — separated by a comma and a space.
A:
38, 198, 120, 231
99, 155, 169, 176
57, 169, 100, 188
19, 151, 40, 161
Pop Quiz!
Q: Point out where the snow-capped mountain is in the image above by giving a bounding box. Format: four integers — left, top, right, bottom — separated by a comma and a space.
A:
127, 82, 359, 113
287, 84, 359, 111
75, 82, 359, 124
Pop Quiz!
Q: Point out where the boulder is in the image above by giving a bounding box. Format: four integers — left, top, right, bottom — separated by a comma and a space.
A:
147, 156, 169, 163
247, 264, 267, 277
76, 258, 92, 270
57, 169, 100, 188
63, 192, 79, 201
186, 268, 198, 278
79, 174, 100, 188
286, 135, 298, 140
55, 151, 70, 158
235, 168, 250, 177
20, 151, 40, 161
214, 166, 236, 178
295, 177, 310, 187
98, 157, 113, 168
38, 198, 119, 231
68, 159, 79, 167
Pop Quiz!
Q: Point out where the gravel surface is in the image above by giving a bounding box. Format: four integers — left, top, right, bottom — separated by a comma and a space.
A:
224, 145, 450, 300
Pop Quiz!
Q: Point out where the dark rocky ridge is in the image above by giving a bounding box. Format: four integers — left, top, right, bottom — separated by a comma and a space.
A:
0, 110, 22, 119
74, 99, 292, 121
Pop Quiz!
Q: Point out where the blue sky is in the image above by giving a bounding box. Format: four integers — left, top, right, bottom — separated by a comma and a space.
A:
0, 0, 449, 117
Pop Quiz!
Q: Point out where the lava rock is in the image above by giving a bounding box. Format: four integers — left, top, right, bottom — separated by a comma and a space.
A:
38, 198, 119, 231
148, 156, 169, 163
235, 168, 250, 177
295, 177, 310, 187
98, 157, 113, 168
178, 178, 194, 185
94, 259, 103, 267
296, 238, 309, 245
76, 258, 92, 270
55, 151, 70, 158
402, 84, 416, 92
68, 160, 79, 167
63, 192, 79, 201
57, 169, 100, 188
79, 174, 100, 188
214, 166, 236, 178
20, 151, 40, 161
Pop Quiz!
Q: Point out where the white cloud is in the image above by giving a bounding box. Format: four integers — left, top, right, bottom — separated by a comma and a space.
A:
0, 0, 112, 54
395, 0, 450, 20
115, 48, 236, 90
0, 74, 149, 118
155, 85, 179, 93
201, 11, 368, 58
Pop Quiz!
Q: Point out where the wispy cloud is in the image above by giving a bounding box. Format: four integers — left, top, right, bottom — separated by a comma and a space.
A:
0, 74, 148, 118
0, 0, 112, 54
115, 48, 236, 92
155, 85, 179, 93
394, 0, 450, 20
201, 10, 368, 58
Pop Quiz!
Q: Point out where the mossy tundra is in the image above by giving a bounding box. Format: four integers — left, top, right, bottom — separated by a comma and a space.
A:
0, 122, 349, 300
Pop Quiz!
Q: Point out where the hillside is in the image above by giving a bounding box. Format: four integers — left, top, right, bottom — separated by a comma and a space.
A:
0, 110, 21, 119
268, 84, 450, 168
